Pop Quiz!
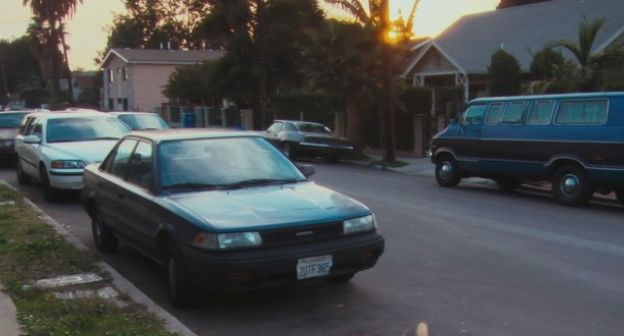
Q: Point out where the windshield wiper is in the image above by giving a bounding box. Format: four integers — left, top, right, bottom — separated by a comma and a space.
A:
223, 178, 302, 189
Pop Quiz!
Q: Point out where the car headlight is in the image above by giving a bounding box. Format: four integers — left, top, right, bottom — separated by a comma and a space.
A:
51, 160, 86, 169
343, 215, 376, 234
192, 231, 262, 250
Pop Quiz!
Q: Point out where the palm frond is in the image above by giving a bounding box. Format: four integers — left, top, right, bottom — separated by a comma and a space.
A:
324, 0, 369, 24
405, 0, 421, 33
547, 39, 584, 65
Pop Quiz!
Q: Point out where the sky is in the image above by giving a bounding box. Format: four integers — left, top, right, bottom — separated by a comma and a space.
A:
0, 0, 499, 70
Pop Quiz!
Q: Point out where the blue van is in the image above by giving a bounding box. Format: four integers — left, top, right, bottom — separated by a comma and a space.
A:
430, 92, 624, 206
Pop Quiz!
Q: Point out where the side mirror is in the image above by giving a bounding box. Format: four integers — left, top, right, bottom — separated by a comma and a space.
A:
23, 135, 41, 144
298, 164, 315, 178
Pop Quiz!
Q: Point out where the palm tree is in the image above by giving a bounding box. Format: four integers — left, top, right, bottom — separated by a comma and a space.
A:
23, 0, 83, 103
323, 0, 420, 161
548, 16, 624, 91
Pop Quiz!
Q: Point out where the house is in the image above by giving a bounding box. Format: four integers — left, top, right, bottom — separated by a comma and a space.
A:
100, 48, 225, 112
402, 0, 624, 103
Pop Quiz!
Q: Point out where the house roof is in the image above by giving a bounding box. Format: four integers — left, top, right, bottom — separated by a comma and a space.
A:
101, 48, 225, 67
404, 0, 624, 76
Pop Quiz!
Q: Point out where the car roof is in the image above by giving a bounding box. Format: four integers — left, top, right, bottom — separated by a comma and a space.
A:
274, 120, 325, 126
0, 109, 46, 114
125, 128, 261, 143
109, 111, 159, 116
470, 91, 624, 104
25, 110, 112, 119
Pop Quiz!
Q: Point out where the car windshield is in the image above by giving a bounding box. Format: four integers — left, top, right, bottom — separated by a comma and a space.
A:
296, 123, 332, 134
118, 114, 169, 130
46, 117, 130, 143
159, 137, 305, 191
0, 113, 28, 129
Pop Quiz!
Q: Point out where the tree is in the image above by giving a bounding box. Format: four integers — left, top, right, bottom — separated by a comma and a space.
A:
164, 62, 218, 105
488, 49, 522, 96
548, 17, 624, 91
0, 36, 42, 103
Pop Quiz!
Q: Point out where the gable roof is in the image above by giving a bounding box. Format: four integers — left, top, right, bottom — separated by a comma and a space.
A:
405, 0, 624, 76
101, 48, 225, 67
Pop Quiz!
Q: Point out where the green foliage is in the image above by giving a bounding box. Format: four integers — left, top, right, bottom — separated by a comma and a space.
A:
20, 87, 49, 108
530, 47, 567, 80
398, 85, 431, 115
0, 37, 41, 103
488, 49, 522, 96
164, 61, 218, 105
271, 92, 345, 127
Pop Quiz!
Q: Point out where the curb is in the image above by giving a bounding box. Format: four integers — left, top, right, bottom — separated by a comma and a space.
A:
1, 181, 197, 336
0, 283, 21, 336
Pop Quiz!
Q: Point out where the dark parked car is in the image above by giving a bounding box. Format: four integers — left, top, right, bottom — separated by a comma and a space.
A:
109, 112, 169, 130
0, 109, 48, 159
266, 120, 355, 163
81, 129, 384, 307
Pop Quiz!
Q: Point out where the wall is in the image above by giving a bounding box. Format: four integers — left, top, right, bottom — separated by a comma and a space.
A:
102, 56, 133, 111
132, 64, 178, 112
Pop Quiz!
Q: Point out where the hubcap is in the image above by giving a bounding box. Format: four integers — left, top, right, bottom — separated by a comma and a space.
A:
561, 174, 579, 195
440, 162, 453, 180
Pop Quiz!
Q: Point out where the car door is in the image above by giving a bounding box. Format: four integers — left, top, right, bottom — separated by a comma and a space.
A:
97, 139, 138, 236
15, 116, 38, 176
118, 140, 158, 254
21, 118, 44, 178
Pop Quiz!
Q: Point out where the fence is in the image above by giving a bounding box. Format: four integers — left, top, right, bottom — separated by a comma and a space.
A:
155, 106, 254, 130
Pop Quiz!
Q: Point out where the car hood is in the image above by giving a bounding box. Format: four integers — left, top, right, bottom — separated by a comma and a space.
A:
0, 129, 18, 140
164, 182, 370, 231
42, 140, 118, 163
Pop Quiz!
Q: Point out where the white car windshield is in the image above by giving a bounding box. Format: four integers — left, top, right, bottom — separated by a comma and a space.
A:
159, 137, 305, 190
46, 117, 130, 143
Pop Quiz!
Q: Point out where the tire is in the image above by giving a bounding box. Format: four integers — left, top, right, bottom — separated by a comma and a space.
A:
164, 242, 194, 308
615, 189, 624, 206
91, 209, 118, 253
39, 165, 56, 202
16, 158, 31, 185
496, 178, 521, 192
329, 273, 355, 284
435, 156, 461, 187
552, 165, 592, 206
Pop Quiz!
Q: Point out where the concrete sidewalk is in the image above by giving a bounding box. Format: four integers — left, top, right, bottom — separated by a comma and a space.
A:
0, 283, 21, 336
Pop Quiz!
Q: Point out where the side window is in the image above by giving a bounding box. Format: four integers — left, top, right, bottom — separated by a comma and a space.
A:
502, 101, 528, 124
485, 103, 505, 125
462, 105, 487, 126
284, 123, 297, 131
555, 100, 608, 124
527, 100, 555, 125
110, 140, 138, 178
267, 122, 282, 134
19, 117, 34, 135
127, 141, 153, 189
24, 118, 38, 135
32, 120, 43, 137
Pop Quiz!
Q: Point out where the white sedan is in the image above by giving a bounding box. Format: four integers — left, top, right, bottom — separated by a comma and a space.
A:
15, 109, 130, 201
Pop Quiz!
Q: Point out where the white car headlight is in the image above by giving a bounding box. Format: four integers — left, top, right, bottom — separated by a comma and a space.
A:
51, 160, 86, 169
343, 215, 376, 234
218, 232, 262, 249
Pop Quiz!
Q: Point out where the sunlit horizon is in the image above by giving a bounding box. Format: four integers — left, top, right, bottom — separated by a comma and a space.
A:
0, 0, 498, 70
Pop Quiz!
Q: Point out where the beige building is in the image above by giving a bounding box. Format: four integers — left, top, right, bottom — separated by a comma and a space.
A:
101, 48, 224, 112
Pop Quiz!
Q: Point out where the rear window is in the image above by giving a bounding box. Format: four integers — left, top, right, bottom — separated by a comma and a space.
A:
0, 113, 29, 129
485, 103, 505, 125
502, 102, 528, 124
555, 100, 608, 124
296, 123, 331, 134
118, 114, 168, 130
527, 101, 555, 125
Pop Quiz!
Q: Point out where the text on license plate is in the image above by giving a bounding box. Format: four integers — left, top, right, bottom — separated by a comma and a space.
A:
297, 255, 333, 280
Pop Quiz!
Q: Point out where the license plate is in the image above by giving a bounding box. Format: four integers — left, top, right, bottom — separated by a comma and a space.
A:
296, 255, 333, 280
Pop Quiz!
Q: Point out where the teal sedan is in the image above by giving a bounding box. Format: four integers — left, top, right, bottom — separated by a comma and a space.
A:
81, 129, 384, 307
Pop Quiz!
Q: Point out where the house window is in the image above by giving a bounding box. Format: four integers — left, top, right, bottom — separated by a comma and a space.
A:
122, 67, 128, 81
108, 69, 114, 82
108, 99, 114, 110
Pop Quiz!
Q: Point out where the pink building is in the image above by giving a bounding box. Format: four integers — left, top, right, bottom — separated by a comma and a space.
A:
101, 48, 224, 112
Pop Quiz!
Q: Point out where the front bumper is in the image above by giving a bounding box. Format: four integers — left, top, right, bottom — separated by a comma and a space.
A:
49, 170, 84, 190
182, 232, 384, 291
296, 142, 355, 157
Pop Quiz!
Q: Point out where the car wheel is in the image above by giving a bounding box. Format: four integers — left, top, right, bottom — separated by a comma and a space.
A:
280, 142, 293, 158
16, 158, 31, 185
496, 178, 521, 192
552, 165, 592, 206
435, 156, 461, 187
39, 165, 57, 202
329, 272, 355, 284
91, 209, 118, 253
615, 189, 624, 206
165, 242, 194, 308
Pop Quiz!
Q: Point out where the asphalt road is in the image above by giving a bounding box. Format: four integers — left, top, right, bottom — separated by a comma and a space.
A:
2, 162, 624, 336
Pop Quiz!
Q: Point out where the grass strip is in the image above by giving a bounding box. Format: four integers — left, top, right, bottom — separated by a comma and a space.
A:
0, 185, 175, 336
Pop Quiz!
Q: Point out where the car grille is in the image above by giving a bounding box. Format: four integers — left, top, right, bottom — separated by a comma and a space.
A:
260, 221, 344, 247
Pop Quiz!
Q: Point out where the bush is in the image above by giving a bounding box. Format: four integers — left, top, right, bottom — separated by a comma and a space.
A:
270, 92, 345, 128
488, 49, 522, 96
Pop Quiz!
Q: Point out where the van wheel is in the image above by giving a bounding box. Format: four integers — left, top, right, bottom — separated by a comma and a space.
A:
16, 158, 31, 185
496, 179, 520, 192
615, 189, 624, 206
91, 209, 118, 253
552, 165, 592, 206
39, 165, 56, 202
435, 156, 461, 187
164, 242, 194, 308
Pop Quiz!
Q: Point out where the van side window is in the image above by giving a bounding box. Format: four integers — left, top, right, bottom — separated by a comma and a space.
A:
502, 102, 528, 124
527, 100, 555, 125
555, 100, 608, 124
462, 105, 487, 126
485, 103, 505, 125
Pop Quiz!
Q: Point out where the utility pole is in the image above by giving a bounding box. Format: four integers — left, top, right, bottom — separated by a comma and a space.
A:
380, 0, 396, 162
